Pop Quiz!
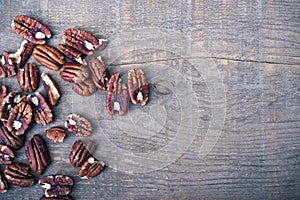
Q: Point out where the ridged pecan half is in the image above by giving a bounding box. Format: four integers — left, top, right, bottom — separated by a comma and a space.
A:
65, 113, 93, 137
9, 40, 35, 68
25, 134, 51, 175
57, 44, 86, 65
88, 56, 110, 90
33, 45, 65, 71
0, 51, 17, 78
127, 68, 149, 106
11, 15, 51, 44
17, 63, 39, 92
72, 78, 95, 96
27, 92, 53, 125
45, 127, 66, 143
4, 162, 35, 187
39, 175, 73, 198
60, 62, 89, 83
0, 121, 24, 150
62, 29, 100, 56
6, 101, 32, 136
78, 157, 105, 179
69, 140, 94, 167
106, 73, 129, 116
41, 73, 61, 106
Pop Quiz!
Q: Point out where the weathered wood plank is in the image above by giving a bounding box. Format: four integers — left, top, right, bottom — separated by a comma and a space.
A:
0, 0, 299, 199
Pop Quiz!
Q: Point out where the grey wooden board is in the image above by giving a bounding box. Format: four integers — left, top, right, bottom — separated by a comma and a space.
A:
0, 0, 299, 199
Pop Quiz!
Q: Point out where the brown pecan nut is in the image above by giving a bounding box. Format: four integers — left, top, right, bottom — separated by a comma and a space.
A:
0, 91, 25, 120
88, 56, 110, 90
45, 127, 66, 143
33, 45, 65, 71
9, 40, 35, 68
41, 73, 61, 106
25, 134, 51, 175
39, 175, 73, 198
69, 140, 94, 167
27, 92, 53, 125
72, 78, 95, 96
60, 62, 89, 83
65, 113, 93, 136
0, 51, 17, 78
57, 44, 86, 65
11, 15, 51, 44
0, 121, 24, 150
40, 196, 73, 200
6, 101, 32, 136
4, 162, 35, 187
0, 144, 14, 165
106, 73, 129, 116
79, 157, 105, 179
0, 171, 9, 193
0, 84, 8, 103
127, 68, 149, 106
17, 63, 39, 92
62, 29, 100, 56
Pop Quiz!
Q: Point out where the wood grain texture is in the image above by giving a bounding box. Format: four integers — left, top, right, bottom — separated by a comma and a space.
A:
0, 0, 299, 199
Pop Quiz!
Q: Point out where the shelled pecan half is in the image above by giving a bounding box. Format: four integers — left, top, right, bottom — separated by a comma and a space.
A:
88, 56, 110, 90
17, 63, 39, 92
11, 15, 51, 44
25, 134, 51, 175
33, 45, 65, 71
9, 40, 35, 68
127, 68, 149, 106
0, 51, 17, 78
4, 162, 35, 187
62, 29, 100, 56
41, 73, 61, 106
106, 73, 129, 116
27, 92, 53, 125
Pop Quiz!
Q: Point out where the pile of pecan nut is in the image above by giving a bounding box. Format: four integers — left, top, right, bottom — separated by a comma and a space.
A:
0, 15, 150, 198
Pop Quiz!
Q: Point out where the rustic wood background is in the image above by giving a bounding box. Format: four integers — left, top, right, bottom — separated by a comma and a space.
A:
0, 0, 299, 199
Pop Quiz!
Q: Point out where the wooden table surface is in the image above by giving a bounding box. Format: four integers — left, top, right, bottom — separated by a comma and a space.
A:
0, 0, 299, 199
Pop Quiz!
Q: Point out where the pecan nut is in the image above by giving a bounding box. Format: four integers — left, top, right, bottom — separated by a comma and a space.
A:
0, 51, 17, 78
69, 140, 94, 167
33, 45, 65, 71
41, 73, 61, 105
11, 15, 51, 44
25, 134, 51, 175
0, 144, 14, 165
9, 40, 35, 68
27, 92, 53, 125
39, 175, 73, 198
65, 113, 93, 136
0, 91, 25, 120
17, 63, 39, 92
4, 162, 35, 187
45, 127, 66, 143
78, 157, 105, 179
72, 78, 96, 96
106, 73, 129, 116
0, 171, 9, 193
88, 56, 110, 90
62, 29, 100, 56
57, 44, 86, 65
128, 68, 149, 106
0, 84, 8, 103
0, 121, 24, 150
60, 62, 89, 83
6, 101, 32, 136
